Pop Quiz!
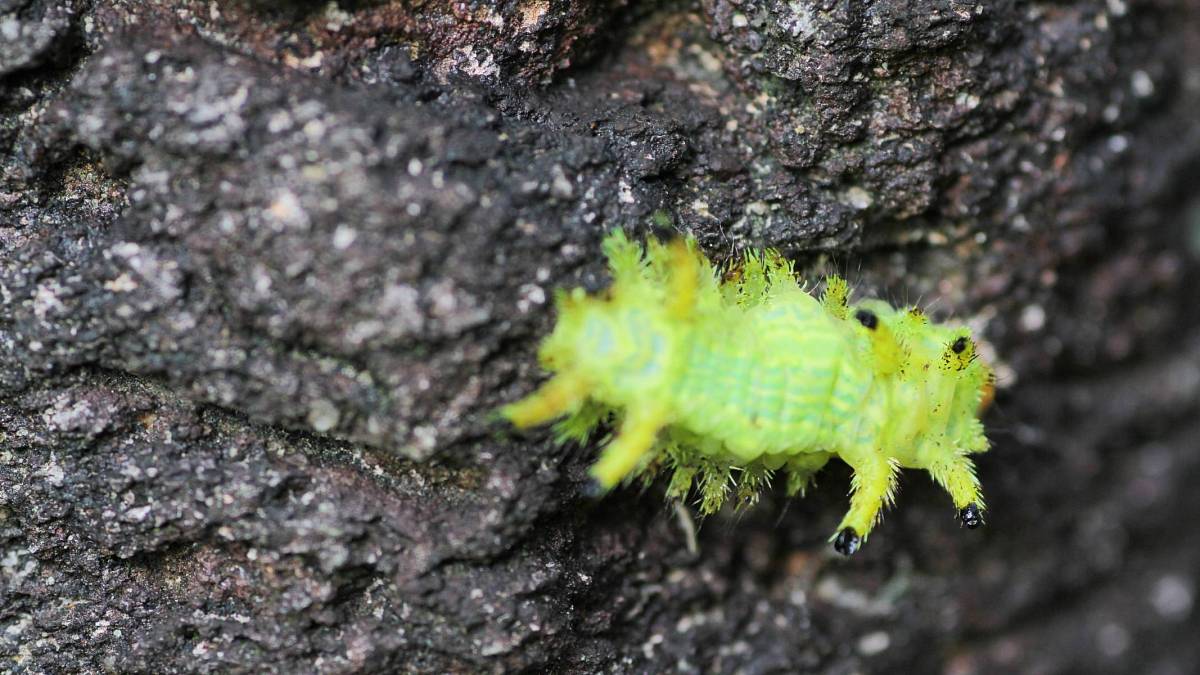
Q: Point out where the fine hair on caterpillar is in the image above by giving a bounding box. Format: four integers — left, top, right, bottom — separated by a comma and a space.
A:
502, 229, 994, 556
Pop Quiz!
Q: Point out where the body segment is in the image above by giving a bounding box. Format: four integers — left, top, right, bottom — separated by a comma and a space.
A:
672, 298, 864, 459
503, 231, 993, 555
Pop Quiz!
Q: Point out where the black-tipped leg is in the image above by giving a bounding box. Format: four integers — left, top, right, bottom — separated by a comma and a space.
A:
582, 477, 606, 499
960, 503, 983, 529
833, 528, 861, 556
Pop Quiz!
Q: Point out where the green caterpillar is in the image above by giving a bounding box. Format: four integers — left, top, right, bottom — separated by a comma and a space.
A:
503, 230, 993, 555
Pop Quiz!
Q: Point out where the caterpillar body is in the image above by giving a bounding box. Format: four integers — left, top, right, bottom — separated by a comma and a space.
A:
503, 230, 993, 555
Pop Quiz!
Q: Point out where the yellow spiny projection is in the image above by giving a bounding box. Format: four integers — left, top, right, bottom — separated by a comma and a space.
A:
502, 230, 994, 555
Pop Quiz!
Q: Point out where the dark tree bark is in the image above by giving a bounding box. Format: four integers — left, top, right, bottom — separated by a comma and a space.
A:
2, 0, 1198, 672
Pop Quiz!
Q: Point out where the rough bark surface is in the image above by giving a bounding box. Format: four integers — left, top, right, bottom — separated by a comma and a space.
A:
2, 0, 1198, 673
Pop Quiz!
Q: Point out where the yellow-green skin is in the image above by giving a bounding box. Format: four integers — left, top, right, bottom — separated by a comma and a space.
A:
503, 230, 993, 555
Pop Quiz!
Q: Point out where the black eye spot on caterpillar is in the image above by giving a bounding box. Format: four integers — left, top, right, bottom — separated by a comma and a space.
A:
502, 230, 995, 556
855, 309, 879, 330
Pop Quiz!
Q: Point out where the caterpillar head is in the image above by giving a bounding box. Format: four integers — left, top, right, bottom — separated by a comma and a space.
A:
846, 299, 993, 408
